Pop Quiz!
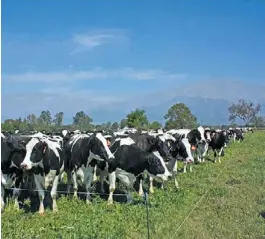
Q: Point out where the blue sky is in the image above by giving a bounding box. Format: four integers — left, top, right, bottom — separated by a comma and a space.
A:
2, 0, 265, 124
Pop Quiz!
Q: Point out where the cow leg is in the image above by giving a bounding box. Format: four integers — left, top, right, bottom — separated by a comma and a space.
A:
34, 174, 45, 215
149, 176, 154, 194
66, 170, 72, 195
107, 172, 116, 205
189, 163, 193, 173
50, 174, 60, 212
93, 165, 97, 182
214, 150, 217, 163
183, 163, 187, 173
12, 187, 21, 210
84, 165, 93, 204
126, 186, 134, 204
99, 168, 107, 194
138, 178, 144, 196
202, 144, 209, 162
1, 184, 5, 211
218, 147, 224, 163
72, 170, 78, 198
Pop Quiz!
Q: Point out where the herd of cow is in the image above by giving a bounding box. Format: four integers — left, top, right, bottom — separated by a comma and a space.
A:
1, 126, 250, 214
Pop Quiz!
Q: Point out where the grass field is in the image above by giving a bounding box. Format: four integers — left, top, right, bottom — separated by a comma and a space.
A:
1, 132, 265, 239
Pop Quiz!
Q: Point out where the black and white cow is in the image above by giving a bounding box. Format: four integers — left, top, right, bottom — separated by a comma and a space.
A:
1, 134, 30, 211
207, 131, 226, 163
63, 132, 114, 204
20, 136, 65, 214
147, 135, 194, 193
106, 137, 172, 204
106, 133, 173, 195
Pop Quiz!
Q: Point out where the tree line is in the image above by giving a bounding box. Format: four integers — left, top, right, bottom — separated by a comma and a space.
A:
1, 99, 265, 133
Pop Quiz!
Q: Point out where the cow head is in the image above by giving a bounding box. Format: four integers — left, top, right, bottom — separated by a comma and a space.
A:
89, 132, 115, 162
145, 151, 172, 181
172, 137, 194, 163
155, 135, 174, 161
204, 129, 211, 143
20, 137, 48, 170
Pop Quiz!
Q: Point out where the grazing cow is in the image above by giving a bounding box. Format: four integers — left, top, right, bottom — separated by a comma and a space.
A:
107, 137, 171, 204
108, 133, 173, 195
148, 136, 194, 193
64, 132, 114, 204
207, 131, 226, 163
20, 137, 65, 214
1, 135, 29, 211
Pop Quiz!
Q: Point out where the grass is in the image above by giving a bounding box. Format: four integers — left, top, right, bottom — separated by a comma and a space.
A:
1, 132, 265, 239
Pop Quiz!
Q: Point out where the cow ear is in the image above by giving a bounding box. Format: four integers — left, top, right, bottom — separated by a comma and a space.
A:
147, 136, 156, 145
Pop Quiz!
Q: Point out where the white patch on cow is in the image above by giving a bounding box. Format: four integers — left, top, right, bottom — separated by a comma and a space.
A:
70, 134, 89, 151
1, 133, 5, 138
1, 174, 15, 188
150, 151, 172, 180
119, 137, 135, 146
115, 168, 136, 186
197, 126, 206, 141
158, 135, 165, 142
62, 130, 68, 137
163, 133, 176, 142
95, 133, 114, 159
21, 138, 41, 170
205, 131, 211, 141
182, 138, 194, 162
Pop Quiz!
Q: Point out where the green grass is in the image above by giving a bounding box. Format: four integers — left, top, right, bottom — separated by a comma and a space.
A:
2, 132, 265, 239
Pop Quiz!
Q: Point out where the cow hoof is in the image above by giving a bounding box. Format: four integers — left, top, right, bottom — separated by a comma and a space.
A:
39, 211, 44, 215
149, 189, 154, 194
138, 191, 143, 197
53, 208, 58, 213
107, 201, 113, 206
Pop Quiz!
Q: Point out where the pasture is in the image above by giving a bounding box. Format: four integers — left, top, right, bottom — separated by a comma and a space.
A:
1, 132, 265, 239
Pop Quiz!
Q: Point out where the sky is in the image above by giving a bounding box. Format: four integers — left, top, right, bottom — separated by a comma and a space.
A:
1, 0, 265, 124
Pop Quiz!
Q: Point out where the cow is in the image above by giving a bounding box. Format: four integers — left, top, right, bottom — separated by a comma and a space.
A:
106, 133, 173, 196
20, 136, 65, 214
207, 131, 226, 163
106, 137, 172, 205
63, 132, 114, 204
1, 134, 30, 211
148, 135, 194, 193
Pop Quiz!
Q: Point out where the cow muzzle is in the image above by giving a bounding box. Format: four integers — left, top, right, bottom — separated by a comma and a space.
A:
20, 163, 31, 170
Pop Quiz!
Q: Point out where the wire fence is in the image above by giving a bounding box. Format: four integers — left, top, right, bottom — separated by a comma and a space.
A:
2, 154, 232, 239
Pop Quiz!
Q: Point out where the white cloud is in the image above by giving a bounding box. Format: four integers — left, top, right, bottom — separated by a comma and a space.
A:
70, 29, 130, 54
2, 67, 187, 83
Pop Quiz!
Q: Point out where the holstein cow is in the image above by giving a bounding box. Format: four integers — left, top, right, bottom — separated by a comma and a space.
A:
1, 134, 31, 211
207, 131, 226, 163
20, 136, 65, 214
63, 132, 114, 204
107, 133, 173, 196
106, 137, 172, 205
171, 126, 211, 166
148, 135, 194, 193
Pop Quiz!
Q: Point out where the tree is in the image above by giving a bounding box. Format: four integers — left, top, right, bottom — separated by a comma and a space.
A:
111, 122, 119, 131
251, 116, 265, 127
38, 110, 52, 125
26, 113, 38, 125
73, 111, 93, 130
120, 118, 127, 129
149, 121, 162, 130
53, 112, 64, 126
164, 103, 198, 129
228, 99, 261, 126
126, 108, 149, 129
